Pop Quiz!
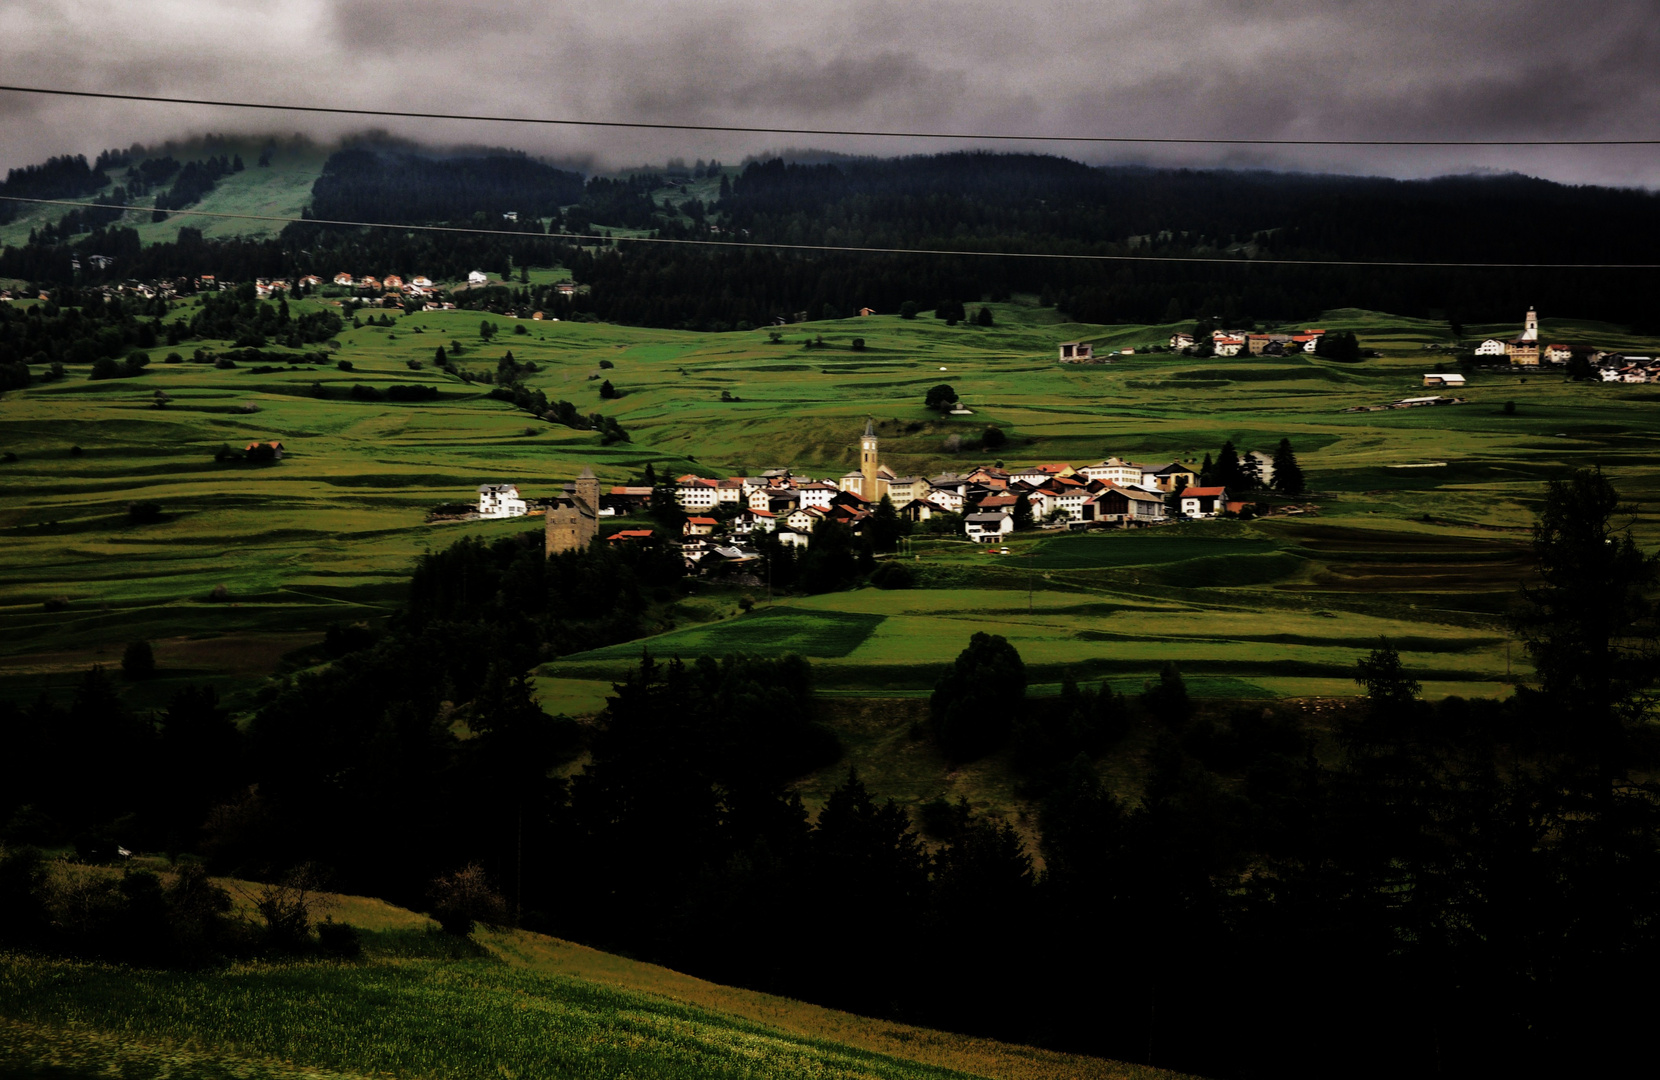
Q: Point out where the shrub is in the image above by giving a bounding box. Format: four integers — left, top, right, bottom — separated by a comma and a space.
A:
336, 359, 354, 371
121, 639, 156, 680
250, 866, 328, 952
1, 451, 15, 463
931, 632, 1026, 760
42, 596, 70, 612
851, 338, 865, 351
870, 562, 915, 589
598, 358, 614, 369
89, 357, 123, 380
68, 445, 84, 456
208, 584, 230, 602
428, 863, 507, 936
316, 918, 363, 959
127, 501, 163, 524
214, 357, 236, 369
1503, 400, 1517, 415
164, 352, 184, 363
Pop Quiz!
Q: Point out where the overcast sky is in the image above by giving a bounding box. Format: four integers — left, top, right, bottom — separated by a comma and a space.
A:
2, 0, 1656, 186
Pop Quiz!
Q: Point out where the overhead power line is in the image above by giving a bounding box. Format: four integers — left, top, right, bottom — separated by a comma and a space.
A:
4, 194, 1659, 269
1, 84, 1657, 148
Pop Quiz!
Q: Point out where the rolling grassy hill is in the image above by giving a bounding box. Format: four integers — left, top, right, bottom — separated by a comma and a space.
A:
2, 295, 1657, 718
0, 876, 1182, 1080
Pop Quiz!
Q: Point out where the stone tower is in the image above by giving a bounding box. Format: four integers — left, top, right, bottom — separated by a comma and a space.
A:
544, 465, 600, 556
1523, 307, 1539, 342
860, 418, 880, 500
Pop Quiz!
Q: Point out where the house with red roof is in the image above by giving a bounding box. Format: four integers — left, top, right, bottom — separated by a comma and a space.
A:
1179, 486, 1229, 519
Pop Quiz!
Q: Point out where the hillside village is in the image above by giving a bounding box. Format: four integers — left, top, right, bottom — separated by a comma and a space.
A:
474, 420, 1304, 570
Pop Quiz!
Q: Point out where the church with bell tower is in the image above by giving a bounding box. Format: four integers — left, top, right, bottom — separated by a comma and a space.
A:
839, 418, 897, 501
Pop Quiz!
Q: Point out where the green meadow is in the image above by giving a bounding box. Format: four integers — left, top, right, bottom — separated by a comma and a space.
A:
3, 293, 1658, 716
0, 878, 1175, 1080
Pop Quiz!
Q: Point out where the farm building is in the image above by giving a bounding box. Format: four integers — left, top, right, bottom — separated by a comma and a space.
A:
477, 483, 527, 518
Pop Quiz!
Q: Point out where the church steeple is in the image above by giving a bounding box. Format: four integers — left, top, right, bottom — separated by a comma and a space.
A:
860, 419, 880, 500
1522, 306, 1539, 342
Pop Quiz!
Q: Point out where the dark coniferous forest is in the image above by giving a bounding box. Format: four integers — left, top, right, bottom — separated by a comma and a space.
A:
4, 149, 1659, 332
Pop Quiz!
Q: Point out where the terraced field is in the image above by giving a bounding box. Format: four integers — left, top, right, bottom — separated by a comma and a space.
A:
3, 295, 1657, 713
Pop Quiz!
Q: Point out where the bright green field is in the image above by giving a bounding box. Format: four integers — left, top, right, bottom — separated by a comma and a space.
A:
3, 296, 1658, 709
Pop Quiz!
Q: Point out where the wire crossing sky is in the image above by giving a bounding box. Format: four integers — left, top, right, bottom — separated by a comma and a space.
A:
2, 85, 1655, 148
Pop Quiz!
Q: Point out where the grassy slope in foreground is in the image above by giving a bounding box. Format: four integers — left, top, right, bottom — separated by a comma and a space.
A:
0, 885, 1180, 1080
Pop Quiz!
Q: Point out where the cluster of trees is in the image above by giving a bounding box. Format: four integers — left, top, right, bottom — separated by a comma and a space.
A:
152, 155, 242, 216
1199, 437, 1306, 497
306, 147, 585, 224
0, 469, 1654, 1075
0, 154, 110, 225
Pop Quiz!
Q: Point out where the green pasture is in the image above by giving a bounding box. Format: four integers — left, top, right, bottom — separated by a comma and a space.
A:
3, 294, 1658, 703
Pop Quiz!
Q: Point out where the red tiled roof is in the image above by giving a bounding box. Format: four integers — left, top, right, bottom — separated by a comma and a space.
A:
686, 516, 718, 525
1183, 486, 1227, 497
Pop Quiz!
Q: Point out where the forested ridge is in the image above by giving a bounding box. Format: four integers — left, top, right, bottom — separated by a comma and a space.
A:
5, 148, 1659, 332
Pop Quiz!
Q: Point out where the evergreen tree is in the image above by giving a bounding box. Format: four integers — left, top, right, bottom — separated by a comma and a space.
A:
1271, 438, 1305, 496
931, 633, 1026, 760
868, 495, 903, 553
976, 305, 994, 327
1012, 492, 1034, 530
1212, 440, 1244, 489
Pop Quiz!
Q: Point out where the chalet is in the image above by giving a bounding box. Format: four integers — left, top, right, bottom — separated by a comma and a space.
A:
1085, 485, 1166, 525
965, 512, 1014, 543
1149, 463, 1198, 492
1058, 342, 1093, 361
716, 478, 748, 506
1170, 332, 1195, 349
1544, 344, 1573, 364
246, 440, 285, 460
784, 506, 824, 533
555, 283, 577, 297
776, 527, 811, 549
733, 509, 777, 534
359, 276, 381, 292
607, 528, 655, 545
975, 494, 1021, 515
899, 498, 949, 523
383, 275, 404, 289
1214, 336, 1246, 357
333, 273, 353, 286
683, 516, 718, 537
467, 270, 489, 285
601, 485, 653, 514
858, 307, 877, 316
478, 483, 527, 518
1475, 338, 1508, 357
925, 486, 964, 513
299, 275, 324, 288
1010, 463, 1073, 485
1423, 373, 1467, 388
412, 276, 433, 288
1179, 486, 1229, 519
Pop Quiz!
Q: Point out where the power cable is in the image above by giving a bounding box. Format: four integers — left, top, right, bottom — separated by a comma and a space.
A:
4, 195, 1658, 269
1, 84, 1657, 147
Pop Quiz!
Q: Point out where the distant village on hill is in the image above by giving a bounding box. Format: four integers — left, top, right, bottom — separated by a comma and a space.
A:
463, 420, 1309, 573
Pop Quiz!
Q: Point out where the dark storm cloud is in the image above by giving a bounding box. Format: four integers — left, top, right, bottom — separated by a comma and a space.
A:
0, 0, 1655, 186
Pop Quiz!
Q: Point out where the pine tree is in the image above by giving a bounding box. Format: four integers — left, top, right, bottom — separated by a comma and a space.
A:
1013, 493, 1034, 530
1271, 438, 1305, 496
1213, 440, 1244, 489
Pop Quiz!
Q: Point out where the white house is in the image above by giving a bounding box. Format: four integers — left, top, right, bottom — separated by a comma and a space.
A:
1214, 336, 1246, 357
333, 272, 354, 287
1170, 332, 1195, 349
478, 483, 528, 518
716, 479, 747, 506
965, 512, 1014, 543
467, 270, 490, 286
775, 527, 811, 549
795, 482, 839, 510
412, 276, 433, 288
1544, 344, 1573, 364
1080, 457, 1145, 486
1179, 486, 1229, 519
784, 506, 823, 533
733, 508, 777, 534
1058, 342, 1093, 361
1475, 338, 1509, 357
675, 477, 720, 510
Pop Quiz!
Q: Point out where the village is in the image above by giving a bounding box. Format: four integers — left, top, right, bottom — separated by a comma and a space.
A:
464, 420, 1302, 572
